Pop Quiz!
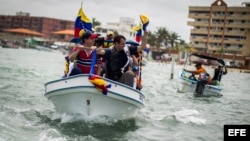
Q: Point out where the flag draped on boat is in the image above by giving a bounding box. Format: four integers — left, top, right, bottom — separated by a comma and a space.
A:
74, 5, 92, 38
89, 74, 111, 95
88, 50, 111, 95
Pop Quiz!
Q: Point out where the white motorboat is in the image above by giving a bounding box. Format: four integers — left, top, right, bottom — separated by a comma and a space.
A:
178, 53, 225, 97
44, 74, 145, 119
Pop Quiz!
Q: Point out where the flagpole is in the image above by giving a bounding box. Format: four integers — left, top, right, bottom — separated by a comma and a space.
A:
138, 51, 142, 90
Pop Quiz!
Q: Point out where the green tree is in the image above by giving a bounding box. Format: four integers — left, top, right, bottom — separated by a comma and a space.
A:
147, 31, 157, 47
113, 30, 119, 36
177, 39, 188, 52
155, 27, 170, 48
92, 18, 101, 28
169, 32, 179, 48
146, 26, 188, 57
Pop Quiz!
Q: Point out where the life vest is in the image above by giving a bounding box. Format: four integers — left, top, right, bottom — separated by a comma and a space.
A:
196, 67, 212, 84
103, 40, 113, 48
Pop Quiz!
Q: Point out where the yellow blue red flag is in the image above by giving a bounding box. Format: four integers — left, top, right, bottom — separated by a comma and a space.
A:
132, 24, 142, 43
140, 14, 149, 31
74, 6, 92, 38
89, 75, 111, 95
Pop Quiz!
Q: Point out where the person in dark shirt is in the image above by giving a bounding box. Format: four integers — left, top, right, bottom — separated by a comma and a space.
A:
96, 31, 148, 87
211, 65, 227, 85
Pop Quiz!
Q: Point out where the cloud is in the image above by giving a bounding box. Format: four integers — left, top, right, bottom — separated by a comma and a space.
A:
0, 0, 246, 42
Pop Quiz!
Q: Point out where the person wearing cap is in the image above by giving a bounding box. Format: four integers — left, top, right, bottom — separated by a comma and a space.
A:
68, 32, 102, 76
95, 30, 148, 87
103, 31, 114, 48
184, 63, 212, 95
184, 63, 206, 79
99, 31, 114, 76
184, 63, 212, 82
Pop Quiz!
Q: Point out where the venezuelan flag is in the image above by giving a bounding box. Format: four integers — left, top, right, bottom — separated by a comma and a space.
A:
132, 24, 142, 43
140, 14, 149, 31
89, 75, 111, 95
74, 6, 92, 38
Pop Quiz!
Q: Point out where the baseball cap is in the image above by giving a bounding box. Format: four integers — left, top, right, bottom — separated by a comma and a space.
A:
82, 32, 99, 40
107, 31, 114, 36
195, 62, 202, 67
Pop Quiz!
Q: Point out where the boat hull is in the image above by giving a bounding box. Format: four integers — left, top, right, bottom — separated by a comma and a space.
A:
44, 74, 145, 119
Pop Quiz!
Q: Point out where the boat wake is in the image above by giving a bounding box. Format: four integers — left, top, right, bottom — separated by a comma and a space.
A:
173, 109, 206, 125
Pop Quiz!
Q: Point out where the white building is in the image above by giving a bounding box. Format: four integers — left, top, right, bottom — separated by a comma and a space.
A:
95, 17, 137, 41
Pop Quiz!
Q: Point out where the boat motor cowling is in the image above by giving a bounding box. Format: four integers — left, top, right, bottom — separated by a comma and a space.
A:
196, 73, 210, 95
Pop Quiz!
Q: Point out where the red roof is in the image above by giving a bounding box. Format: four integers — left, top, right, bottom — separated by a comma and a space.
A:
3, 28, 44, 36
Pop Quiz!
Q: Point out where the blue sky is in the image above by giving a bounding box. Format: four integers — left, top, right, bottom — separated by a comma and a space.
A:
0, 0, 247, 42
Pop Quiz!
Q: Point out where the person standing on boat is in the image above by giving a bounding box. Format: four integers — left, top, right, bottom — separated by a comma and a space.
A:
95, 30, 148, 87
211, 65, 227, 85
68, 32, 102, 76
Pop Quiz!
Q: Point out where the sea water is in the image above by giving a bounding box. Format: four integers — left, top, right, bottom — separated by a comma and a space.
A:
0, 48, 249, 141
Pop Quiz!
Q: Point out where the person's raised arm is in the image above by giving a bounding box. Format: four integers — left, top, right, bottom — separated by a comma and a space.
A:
131, 55, 139, 66
137, 30, 148, 52
183, 68, 195, 74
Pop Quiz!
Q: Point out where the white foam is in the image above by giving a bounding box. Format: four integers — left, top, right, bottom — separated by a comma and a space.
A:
38, 129, 66, 141
51, 112, 118, 125
174, 108, 206, 125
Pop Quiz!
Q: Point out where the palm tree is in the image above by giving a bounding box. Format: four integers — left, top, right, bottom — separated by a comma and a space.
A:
177, 39, 189, 60
167, 31, 179, 56
168, 32, 179, 48
177, 39, 187, 52
147, 31, 157, 48
155, 27, 170, 48
92, 18, 101, 28
146, 27, 188, 60
113, 30, 119, 36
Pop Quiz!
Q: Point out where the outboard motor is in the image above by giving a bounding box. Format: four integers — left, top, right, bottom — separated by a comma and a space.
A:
195, 73, 209, 95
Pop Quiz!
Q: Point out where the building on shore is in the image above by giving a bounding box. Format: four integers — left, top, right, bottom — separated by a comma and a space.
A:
188, 0, 250, 68
0, 11, 74, 41
94, 17, 137, 41
0, 12, 137, 42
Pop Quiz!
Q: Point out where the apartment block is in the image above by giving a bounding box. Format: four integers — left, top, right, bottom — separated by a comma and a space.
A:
95, 17, 137, 41
0, 12, 74, 39
188, 0, 250, 56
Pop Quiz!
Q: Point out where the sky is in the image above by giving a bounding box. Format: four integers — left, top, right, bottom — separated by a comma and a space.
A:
0, 0, 247, 42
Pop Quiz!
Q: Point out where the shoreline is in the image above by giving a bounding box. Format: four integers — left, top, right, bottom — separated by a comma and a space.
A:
149, 60, 250, 74
227, 68, 250, 73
